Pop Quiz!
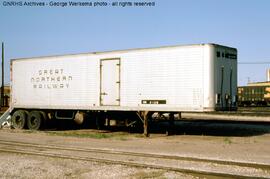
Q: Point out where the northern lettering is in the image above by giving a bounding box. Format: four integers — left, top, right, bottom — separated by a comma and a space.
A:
31, 69, 72, 89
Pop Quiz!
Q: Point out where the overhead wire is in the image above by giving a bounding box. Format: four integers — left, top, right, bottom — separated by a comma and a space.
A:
238, 62, 270, 64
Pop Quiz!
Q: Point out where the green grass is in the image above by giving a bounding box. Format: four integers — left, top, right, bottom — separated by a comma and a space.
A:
46, 131, 112, 139
224, 137, 232, 144
45, 130, 131, 140
11, 128, 140, 140
22, 130, 38, 133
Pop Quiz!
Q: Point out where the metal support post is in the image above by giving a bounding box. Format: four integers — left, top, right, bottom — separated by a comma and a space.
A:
179, 112, 182, 120
166, 113, 175, 136
1, 42, 4, 107
143, 111, 149, 137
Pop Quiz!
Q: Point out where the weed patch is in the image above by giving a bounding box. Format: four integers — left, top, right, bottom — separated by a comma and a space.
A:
224, 137, 232, 144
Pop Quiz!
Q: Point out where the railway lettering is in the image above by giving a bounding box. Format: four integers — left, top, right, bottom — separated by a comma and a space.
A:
31, 68, 73, 89
33, 83, 69, 89
39, 69, 64, 75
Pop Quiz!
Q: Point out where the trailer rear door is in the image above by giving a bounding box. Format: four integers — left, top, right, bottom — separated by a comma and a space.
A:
100, 59, 120, 106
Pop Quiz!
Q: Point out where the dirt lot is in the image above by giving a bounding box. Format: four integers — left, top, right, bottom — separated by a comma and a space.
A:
0, 120, 270, 178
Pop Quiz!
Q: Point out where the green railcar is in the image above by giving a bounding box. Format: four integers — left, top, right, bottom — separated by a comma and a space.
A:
238, 85, 270, 106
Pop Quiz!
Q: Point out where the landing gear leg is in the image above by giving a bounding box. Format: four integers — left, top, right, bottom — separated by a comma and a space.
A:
143, 111, 149, 137
166, 113, 175, 136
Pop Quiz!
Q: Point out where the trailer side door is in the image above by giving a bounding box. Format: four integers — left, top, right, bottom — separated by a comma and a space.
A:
100, 58, 120, 106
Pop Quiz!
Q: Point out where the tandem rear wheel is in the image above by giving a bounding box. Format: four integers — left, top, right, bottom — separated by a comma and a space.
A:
11, 110, 28, 129
27, 111, 46, 130
11, 110, 47, 130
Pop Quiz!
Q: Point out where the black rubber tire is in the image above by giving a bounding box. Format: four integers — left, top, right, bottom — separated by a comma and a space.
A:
11, 110, 28, 129
27, 111, 43, 130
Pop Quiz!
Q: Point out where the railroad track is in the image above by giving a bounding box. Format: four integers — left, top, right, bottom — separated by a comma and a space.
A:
0, 139, 269, 178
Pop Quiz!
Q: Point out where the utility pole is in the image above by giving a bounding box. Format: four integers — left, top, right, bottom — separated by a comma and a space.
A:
1, 42, 4, 107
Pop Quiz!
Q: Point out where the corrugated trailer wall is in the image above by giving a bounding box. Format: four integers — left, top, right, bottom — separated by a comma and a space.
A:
12, 45, 205, 111
119, 45, 204, 111
12, 56, 100, 109
11, 44, 237, 112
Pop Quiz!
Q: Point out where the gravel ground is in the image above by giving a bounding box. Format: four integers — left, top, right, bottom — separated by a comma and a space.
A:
1, 118, 270, 178
0, 153, 197, 179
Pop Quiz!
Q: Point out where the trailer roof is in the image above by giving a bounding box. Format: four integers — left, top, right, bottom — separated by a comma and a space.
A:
11, 43, 237, 61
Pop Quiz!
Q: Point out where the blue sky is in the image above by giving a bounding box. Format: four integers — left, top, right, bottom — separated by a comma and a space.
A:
1, 0, 270, 85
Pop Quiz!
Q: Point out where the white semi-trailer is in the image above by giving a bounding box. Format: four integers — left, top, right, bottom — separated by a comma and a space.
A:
10, 43, 237, 134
